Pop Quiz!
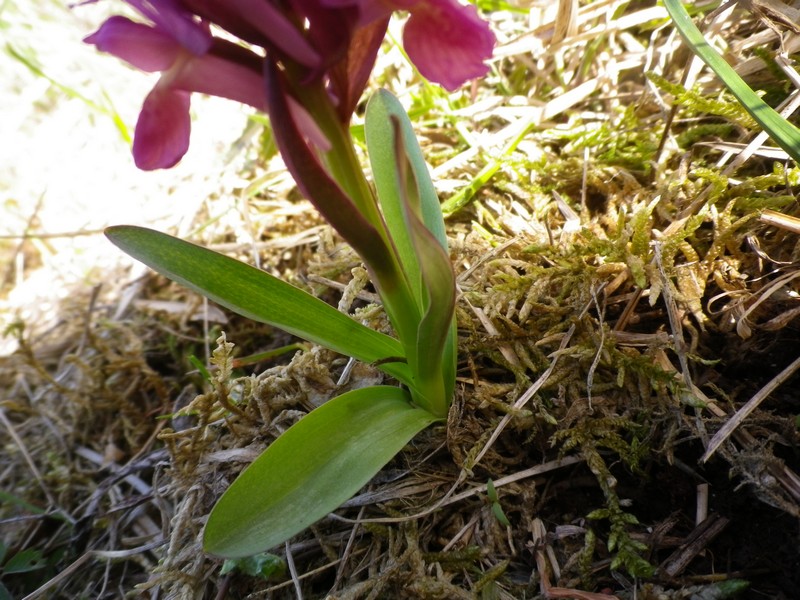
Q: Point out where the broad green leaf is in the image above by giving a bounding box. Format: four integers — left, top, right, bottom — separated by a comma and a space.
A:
203, 386, 438, 557
665, 0, 800, 163
106, 226, 411, 385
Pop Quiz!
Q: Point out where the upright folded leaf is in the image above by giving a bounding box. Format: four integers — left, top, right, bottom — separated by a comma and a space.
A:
365, 91, 457, 416
390, 117, 457, 416
365, 90, 448, 307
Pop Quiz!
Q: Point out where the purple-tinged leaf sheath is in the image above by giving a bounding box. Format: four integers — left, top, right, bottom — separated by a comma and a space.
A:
263, 59, 395, 282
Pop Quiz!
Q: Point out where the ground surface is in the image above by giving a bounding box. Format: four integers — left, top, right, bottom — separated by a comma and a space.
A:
1, 1, 799, 599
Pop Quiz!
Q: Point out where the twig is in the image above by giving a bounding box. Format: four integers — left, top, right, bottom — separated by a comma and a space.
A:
332, 505, 365, 591
659, 513, 730, 578
653, 242, 691, 387
333, 454, 584, 525
20, 541, 167, 600
760, 209, 800, 235
702, 353, 800, 462
0, 228, 106, 239
440, 455, 585, 509
463, 295, 521, 369
20, 551, 93, 600
285, 540, 304, 600
0, 406, 59, 509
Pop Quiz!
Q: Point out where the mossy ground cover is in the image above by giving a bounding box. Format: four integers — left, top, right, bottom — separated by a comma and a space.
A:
1, 1, 799, 598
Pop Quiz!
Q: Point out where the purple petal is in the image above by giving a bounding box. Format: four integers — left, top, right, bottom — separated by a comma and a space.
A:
124, 0, 212, 55
133, 84, 192, 170
326, 15, 389, 121
402, 0, 494, 91
290, 0, 359, 69
84, 16, 181, 72
170, 51, 267, 110
350, 0, 396, 25
179, 0, 320, 67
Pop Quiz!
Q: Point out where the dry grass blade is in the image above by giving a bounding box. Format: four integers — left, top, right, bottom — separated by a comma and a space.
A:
702, 354, 800, 462
760, 208, 800, 234
0, 407, 58, 509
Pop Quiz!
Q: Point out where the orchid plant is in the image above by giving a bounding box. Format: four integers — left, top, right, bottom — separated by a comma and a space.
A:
85, 0, 494, 558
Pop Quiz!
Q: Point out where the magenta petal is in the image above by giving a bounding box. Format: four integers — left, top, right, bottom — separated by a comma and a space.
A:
179, 0, 319, 67
124, 0, 212, 55
133, 85, 191, 170
403, 0, 494, 91
171, 52, 266, 110
84, 16, 181, 72
227, 0, 319, 66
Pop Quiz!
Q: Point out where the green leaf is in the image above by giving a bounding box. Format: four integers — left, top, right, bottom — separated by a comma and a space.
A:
220, 553, 285, 579
665, 0, 800, 163
365, 90, 448, 305
365, 92, 458, 416
486, 478, 498, 503
203, 386, 438, 558
2, 548, 45, 574
188, 355, 212, 383
105, 226, 411, 385
491, 502, 511, 528
392, 116, 456, 416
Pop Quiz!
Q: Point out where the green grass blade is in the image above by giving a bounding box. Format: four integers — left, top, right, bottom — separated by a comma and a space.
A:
440, 118, 535, 216
665, 0, 800, 163
105, 226, 411, 385
203, 386, 438, 557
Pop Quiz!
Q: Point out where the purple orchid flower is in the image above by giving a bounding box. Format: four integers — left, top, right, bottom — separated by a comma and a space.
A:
175, 0, 322, 67
394, 0, 495, 91
357, 0, 495, 92
85, 0, 494, 169
85, 5, 268, 170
